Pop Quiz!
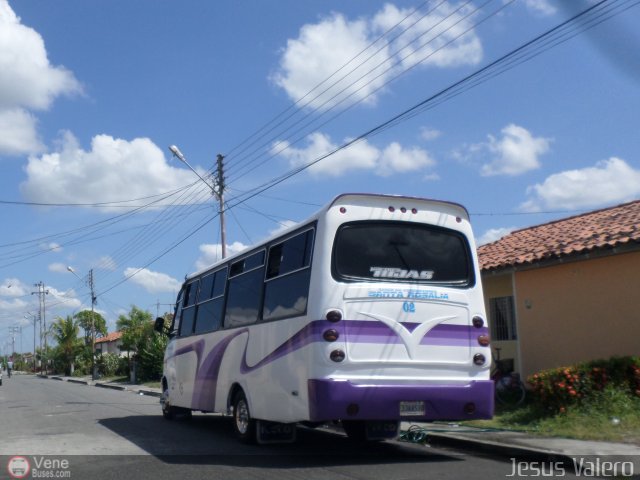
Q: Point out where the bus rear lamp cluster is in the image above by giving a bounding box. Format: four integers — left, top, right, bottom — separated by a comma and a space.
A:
477, 335, 490, 347
472, 316, 484, 328
330, 349, 346, 362
323, 329, 339, 342
473, 353, 486, 366
326, 310, 342, 323
339, 207, 347, 214
464, 403, 476, 415
388, 206, 418, 214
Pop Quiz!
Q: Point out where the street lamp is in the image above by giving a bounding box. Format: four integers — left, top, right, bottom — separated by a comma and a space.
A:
169, 145, 228, 258
68, 266, 97, 380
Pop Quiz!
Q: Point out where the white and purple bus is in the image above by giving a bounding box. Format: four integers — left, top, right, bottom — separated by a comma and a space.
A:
156, 193, 494, 443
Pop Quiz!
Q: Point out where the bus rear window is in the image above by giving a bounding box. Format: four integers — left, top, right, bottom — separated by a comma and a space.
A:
332, 221, 474, 286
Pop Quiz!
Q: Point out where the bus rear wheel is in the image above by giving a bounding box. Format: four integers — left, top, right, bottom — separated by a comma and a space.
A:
161, 385, 192, 420
161, 385, 179, 420
232, 391, 256, 443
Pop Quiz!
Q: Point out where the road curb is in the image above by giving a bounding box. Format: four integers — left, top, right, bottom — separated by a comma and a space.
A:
425, 432, 573, 464
95, 382, 127, 391
137, 389, 162, 398
67, 378, 91, 385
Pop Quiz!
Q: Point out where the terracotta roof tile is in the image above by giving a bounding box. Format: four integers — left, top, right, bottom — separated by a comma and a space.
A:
478, 200, 640, 271
95, 331, 123, 344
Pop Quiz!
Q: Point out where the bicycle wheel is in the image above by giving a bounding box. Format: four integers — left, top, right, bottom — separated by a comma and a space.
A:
495, 378, 526, 406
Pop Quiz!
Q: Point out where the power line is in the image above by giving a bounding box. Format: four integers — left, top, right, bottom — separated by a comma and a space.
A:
225, 0, 495, 183
224, 0, 629, 211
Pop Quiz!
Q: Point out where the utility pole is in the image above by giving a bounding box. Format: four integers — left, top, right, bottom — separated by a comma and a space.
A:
169, 146, 228, 258
88, 268, 98, 380
9, 326, 20, 356
25, 313, 37, 371
216, 154, 227, 259
31, 282, 49, 373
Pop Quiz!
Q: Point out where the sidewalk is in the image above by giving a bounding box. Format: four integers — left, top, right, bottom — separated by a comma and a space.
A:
39, 373, 162, 397
401, 421, 640, 475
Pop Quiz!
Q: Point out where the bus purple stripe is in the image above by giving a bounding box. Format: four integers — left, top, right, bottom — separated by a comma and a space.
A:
185, 319, 487, 409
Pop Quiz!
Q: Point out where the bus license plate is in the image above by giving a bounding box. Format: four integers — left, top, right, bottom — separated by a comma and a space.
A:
399, 401, 425, 416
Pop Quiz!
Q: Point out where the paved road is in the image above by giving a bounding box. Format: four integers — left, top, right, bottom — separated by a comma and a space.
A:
0, 375, 583, 479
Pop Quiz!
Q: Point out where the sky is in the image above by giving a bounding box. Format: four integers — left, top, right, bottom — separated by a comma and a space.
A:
1, 0, 639, 354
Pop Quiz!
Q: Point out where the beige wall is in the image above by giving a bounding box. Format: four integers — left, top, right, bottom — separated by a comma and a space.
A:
515, 250, 640, 379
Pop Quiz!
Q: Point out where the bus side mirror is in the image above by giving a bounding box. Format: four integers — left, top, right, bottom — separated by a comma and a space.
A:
154, 317, 167, 335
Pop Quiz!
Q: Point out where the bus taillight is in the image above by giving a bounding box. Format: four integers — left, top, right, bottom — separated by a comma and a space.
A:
326, 310, 342, 323
473, 353, 486, 366
478, 335, 490, 347
323, 329, 339, 342
472, 316, 484, 328
330, 350, 345, 362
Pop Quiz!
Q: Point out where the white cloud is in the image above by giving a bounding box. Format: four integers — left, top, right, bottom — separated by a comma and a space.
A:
0, 0, 81, 156
379, 142, 435, 176
0, 1, 81, 110
521, 157, 640, 211
276, 132, 436, 177
95, 256, 118, 271
372, 3, 483, 69
195, 242, 249, 271
47, 286, 82, 311
48, 262, 69, 273
20, 131, 202, 208
471, 124, 551, 176
272, 2, 482, 110
0, 108, 44, 155
40, 242, 62, 253
123, 268, 182, 294
1, 278, 27, 297
477, 227, 516, 246
420, 127, 442, 141
523, 0, 557, 17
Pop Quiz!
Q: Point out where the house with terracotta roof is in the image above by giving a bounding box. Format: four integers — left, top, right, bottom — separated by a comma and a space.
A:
95, 331, 125, 357
478, 200, 640, 380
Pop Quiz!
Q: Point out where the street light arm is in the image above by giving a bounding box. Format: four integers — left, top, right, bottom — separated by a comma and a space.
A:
168, 146, 217, 196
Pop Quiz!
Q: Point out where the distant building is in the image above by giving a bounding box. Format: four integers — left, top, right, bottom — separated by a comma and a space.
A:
95, 331, 126, 357
478, 200, 640, 379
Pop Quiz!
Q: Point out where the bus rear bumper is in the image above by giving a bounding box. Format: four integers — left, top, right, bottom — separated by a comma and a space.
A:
308, 379, 494, 422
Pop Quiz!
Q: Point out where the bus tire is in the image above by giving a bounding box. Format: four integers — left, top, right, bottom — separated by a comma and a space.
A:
342, 420, 367, 442
232, 390, 256, 443
161, 385, 177, 420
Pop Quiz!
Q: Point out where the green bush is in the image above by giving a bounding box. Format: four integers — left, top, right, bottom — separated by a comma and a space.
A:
97, 353, 122, 377
527, 356, 640, 413
136, 333, 168, 382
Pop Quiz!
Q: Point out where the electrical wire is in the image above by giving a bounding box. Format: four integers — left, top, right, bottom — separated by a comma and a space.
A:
226, 0, 495, 183
224, 0, 628, 212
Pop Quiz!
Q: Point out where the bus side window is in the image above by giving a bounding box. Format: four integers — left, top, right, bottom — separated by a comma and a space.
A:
224, 251, 265, 328
194, 268, 227, 334
171, 290, 184, 336
263, 229, 314, 321
179, 280, 199, 337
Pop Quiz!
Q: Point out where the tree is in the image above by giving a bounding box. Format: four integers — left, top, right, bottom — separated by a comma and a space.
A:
137, 313, 171, 382
74, 310, 108, 345
116, 305, 153, 357
50, 315, 83, 375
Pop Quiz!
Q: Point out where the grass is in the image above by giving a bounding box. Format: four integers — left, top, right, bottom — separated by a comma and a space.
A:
466, 387, 640, 444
